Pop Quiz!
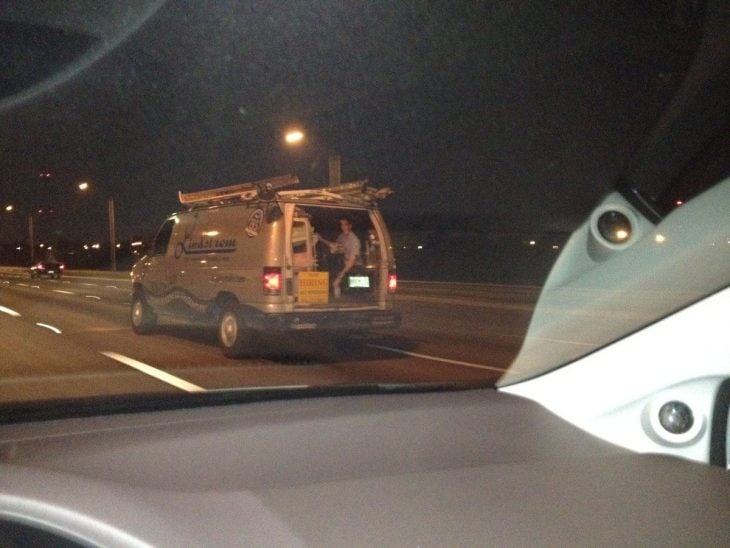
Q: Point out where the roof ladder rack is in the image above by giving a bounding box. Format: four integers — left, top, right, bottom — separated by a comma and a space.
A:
179, 174, 299, 206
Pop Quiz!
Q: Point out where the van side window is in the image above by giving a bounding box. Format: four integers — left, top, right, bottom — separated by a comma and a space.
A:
153, 219, 175, 256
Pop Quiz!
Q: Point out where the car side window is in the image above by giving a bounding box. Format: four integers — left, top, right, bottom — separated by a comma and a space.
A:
153, 219, 175, 256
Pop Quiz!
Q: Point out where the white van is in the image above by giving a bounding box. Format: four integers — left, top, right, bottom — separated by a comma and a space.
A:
130, 175, 400, 357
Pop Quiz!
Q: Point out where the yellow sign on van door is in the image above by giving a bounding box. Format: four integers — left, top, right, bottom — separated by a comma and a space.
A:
297, 272, 329, 304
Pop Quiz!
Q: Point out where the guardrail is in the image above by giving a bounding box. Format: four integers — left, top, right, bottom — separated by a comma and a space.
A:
0, 266, 540, 304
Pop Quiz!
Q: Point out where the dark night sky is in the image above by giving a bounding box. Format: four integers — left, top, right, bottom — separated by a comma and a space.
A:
0, 1, 704, 244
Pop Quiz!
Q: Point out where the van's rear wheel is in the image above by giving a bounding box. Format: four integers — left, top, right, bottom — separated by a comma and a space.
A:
131, 292, 157, 334
218, 302, 250, 358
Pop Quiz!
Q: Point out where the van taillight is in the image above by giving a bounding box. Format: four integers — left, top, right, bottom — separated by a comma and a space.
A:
263, 267, 282, 295
387, 271, 397, 293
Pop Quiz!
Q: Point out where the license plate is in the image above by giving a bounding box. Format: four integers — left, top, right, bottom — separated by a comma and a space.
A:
348, 275, 370, 288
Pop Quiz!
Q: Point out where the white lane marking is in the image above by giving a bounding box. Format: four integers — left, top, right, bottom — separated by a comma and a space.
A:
206, 384, 311, 393
85, 295, 102, 300
52, 289, 76, 295
366, 344, 507, 372
31, 285, 40, 289
0, 305, 21, 317
62, 281, 71, 284
101, 351, 206, 393
79, 326, 128, 333
494, 331, 596, 347
81, 283, 99, 287
36, 323, 62, 334
105, 285, 119, 289
398, 294, 534, 311
16, 283, 29, 287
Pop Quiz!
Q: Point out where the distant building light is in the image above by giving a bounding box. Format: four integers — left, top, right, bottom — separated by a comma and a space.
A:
528, 240, 536, 246
39, 243, 45, 248
552, 245, 559, 250
4, 205, 13, 212
417, 245, 423, 250
675, 199, 683, 206
92, 243, 100, 249
655, 234, 666, 244
116, 243, 121, 248
83, 245, 89, 250
16, 246, 21, 251
131, 241, 143, 247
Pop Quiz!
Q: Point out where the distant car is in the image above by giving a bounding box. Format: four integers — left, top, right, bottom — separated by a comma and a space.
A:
30, 261, 64, 279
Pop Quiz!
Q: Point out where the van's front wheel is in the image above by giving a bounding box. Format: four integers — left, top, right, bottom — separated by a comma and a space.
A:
218, 302, 250, 358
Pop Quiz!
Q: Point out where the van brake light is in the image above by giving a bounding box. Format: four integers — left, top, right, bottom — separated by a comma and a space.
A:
387, 271, 397, 293
263, 267, 282, 295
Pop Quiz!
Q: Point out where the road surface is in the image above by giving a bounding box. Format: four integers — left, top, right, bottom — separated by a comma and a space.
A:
0, 269, 539, 405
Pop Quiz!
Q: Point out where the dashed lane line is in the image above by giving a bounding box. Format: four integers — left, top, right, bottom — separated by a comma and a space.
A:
36, 322, 62, 334
0, 305, 21, 317
101, 351, 206, 393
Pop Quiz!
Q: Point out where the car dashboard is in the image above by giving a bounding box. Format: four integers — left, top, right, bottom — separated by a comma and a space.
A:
0, 388, 728, 546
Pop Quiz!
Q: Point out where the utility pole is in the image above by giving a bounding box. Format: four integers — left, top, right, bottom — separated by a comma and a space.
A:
28, 216, 34, 263
328, 153, 341, 187
108, 197, 116, 271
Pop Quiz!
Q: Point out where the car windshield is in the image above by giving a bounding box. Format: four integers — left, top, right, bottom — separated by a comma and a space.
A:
0, 1, 728, 415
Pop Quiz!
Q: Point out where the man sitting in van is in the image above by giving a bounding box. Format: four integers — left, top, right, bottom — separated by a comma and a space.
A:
331, 217, 362, 297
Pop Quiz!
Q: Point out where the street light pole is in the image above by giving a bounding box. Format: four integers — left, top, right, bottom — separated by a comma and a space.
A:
284, 127, 342, 187
28, 215, 34, 263
79, 181, 117, 271
108, 196, 116, 271
328, 154, 341, 187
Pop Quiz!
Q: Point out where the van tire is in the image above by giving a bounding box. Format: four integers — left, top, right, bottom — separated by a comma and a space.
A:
218, 302, 250, 358
131, 292, 157, 334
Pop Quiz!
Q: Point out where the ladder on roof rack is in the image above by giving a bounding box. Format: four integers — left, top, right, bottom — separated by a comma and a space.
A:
179, 174, 299, 206
277, 179, 393, 203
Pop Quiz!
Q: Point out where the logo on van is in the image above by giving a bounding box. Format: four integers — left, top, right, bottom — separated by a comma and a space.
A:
246, 208, 264, 237
174, 236, 237, 258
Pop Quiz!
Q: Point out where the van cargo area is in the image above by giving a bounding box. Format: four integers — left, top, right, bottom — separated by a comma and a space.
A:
289, 205, 391, 309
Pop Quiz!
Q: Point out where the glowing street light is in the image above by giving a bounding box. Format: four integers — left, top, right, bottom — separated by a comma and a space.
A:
284, 129, 305, 145
4, 204, 13, 212
78, 181, 90, 191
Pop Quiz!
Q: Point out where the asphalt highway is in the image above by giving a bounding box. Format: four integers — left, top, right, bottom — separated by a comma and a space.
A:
0, 269, 539, 405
